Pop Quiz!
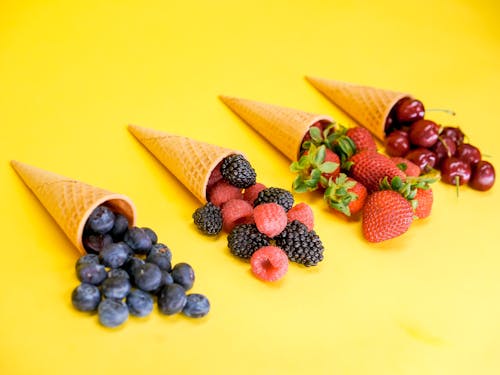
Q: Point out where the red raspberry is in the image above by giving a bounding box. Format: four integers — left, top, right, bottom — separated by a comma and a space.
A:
243, 183, 267, 204
208, 181, 242, 207
286, 202, 314, 231
253, 203, 287, 238
207, 162, 224, 192
221, 199, 254, 233
250, 246, 289, 282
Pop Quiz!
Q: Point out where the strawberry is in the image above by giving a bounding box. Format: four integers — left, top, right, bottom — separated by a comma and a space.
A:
324, 173, 367, 217
413, 187, 433, 219
346, 126, 377, 153
347, 150, 406, 192
390, 156, 421, 177
362, 190, 414, 242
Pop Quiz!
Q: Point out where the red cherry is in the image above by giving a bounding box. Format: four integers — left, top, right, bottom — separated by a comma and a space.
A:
469, 160, 495, 191
440, 157, 471, 185
385, 130, 410, 157
394, 98, 425, 123
409, 119, 440, 148
432, 136, 457, 167
456, 143, 481, 167
405, 148, 437, 173
440, 126, 465, 147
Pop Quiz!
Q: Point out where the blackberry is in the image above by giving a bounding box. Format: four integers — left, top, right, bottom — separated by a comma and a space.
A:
253, 187, 294, 212
227, 224, 270, 259
192, 203, 223, 235
275, 220, 324, 267
220, 154, 256, 188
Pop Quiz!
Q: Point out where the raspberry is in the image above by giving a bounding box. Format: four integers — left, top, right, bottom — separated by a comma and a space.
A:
286, 203, 314, 231
275, 221, 324, 266
254, 187, 294, 212
243, 183, 267, 205
221, 199, 254, 233
253, 203, 287, 238
227, 224, 270, 259
192, 202, 223, 236
207, 162, 224, 192
250, 246, 289, 282
208, 180, 242, 207
220, 154, 257, 188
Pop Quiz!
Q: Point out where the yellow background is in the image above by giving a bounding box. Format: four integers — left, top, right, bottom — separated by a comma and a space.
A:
1, 1, 500, 374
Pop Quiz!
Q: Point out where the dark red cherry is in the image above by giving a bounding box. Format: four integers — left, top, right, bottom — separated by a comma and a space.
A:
432, 136, 457, 167
385, 130, 410, 157
440, 126, 465, 147
469, 160, 495, 191
456, 143, 481, 167
394, 97, 425, 123
405, 148, 437, 172
409, 119, 440, 148
440, 157, 471, 185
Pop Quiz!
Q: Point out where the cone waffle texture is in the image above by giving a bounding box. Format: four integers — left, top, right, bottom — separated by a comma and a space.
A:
128, 125, 240, 204
220, 95, 333, 161
11, 161, 136, 255
306, 76, 411, 141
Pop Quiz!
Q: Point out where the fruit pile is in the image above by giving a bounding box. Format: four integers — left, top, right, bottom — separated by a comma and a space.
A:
72, 205, 209, 328
385, 97, 495, 191
192, 154, 324, 282
290, 122, 438, 243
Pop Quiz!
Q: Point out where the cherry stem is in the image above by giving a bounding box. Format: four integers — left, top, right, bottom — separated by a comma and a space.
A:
455, 175, 460, 198
427, 108, 456, 116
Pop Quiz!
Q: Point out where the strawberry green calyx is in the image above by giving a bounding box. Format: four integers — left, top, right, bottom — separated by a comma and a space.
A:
323, 173, 358, 216
301, 122, 339, 151
291, 144, 339, 193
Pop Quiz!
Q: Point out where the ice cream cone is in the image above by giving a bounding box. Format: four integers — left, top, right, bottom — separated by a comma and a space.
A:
11, 160, 136, 255
128, 125, 240, 204
305, 76, 411, 141
219, 95, 333, 161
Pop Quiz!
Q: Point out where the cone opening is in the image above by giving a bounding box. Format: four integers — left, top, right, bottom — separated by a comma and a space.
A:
295, 117, 334, 160
383, 96, 413, 135
202, 151, 243, 203
76, 194, 137, 254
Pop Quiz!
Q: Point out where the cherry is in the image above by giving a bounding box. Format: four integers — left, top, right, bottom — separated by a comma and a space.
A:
469, 160, 495, 191
394, 97, 425, 123
455, 143, 481, 167
385, 130, 410, 157
440, 126, 465, 147
405, 148, 437, 173
409, 119, 440, 148
432, 136, 457, 167
440, 157, 471, 186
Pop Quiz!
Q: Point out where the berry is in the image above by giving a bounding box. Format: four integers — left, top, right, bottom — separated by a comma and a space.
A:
206, 162, 224, 192
99, 242, 132, 269
243, 183, 267, 205
394, 98, 425, 123
108, 268, 129, 279
75, 254, 100, 271
274, 221, 324, 266
124, 227, 153, 255
192, 202, 223, 235
101, 276, 132, 299
87, 205, 115, 234
146, 243, 172, 271
253, 203, 287, 238
409, 119, 440, 148
227, 224, 270, 259
82, 233, 113, 254
157, 283, 187, 315
171, 263, 195, 291
254, 187, 294, 212
469, 160, 495, 191
98, 298, 128, 328
110, 213, 129, 240
71, 283, 101, 312
208, 180, 243, 207
76, 262, 107, 285
440, 157, 471, 186
250, 246, 289, 282
182, 294, 211, 318
362, 190, 413, 243
126, 289, 154, 317
390, 157, 421, 177
291, 145, 340, 191
220, 154, 257, 188
346, 126, 377, 153
414, 188, 433, 219
286, 202, 314, 231
132, 262, 163, 292
456, 143, 481, 167
221, 199, 254, 233
142, 227, 158, 244
385, 130, 410, 157
324, 173, 367, 217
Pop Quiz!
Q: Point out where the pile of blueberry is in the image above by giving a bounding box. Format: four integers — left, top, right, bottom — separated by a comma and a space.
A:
72, 205, 210, 328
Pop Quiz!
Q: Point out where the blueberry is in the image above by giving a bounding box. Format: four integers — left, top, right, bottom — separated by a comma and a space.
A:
110, 213, 130, 240
75, 254, 100, 271
108, 268, 129, 279
157, 283, 187, 315
124, 227, 152, 255
71, 283, 101, 312
132, 262, 162, 292
123, 257, 145, 278
126, 289, 154, 317
76, 263, 107, 285
146, 245, 172, 271
182, 294, 210, 318
161, 270, 174, 286
99, 242, 132, 269
98, 299, 129, 328
142, 227, 158, 244
87, 206, 115, 234
82, 233, 113, 253
171, 263, 195, 291
101, 276, 131, 299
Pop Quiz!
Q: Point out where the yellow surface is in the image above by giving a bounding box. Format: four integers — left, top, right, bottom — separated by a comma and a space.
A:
1, 1, 499, 374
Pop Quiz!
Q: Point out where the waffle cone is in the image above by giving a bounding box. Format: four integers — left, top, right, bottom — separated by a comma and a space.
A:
219, 95, 333, 161
128, 125, 240, 204
11, 161, 136, 255
306, 76, 411, 141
